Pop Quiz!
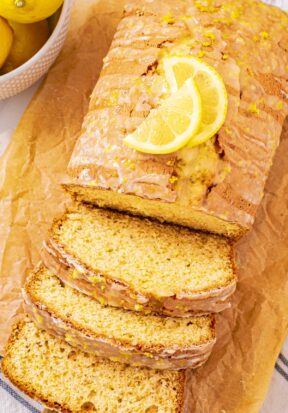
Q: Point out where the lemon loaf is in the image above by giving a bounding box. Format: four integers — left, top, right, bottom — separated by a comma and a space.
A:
23, 265, 216, 370
43, 203, 236, 317
3, 320, 187, 413
63, 0, 288, 239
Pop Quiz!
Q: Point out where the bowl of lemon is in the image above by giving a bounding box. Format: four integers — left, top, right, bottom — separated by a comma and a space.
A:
0, 0, 73, 100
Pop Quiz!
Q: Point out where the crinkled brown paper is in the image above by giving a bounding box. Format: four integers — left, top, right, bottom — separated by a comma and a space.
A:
0, 1, 288, 412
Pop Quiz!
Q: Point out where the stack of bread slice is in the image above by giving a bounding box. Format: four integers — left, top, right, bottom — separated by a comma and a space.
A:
20, 201, 236, 372
2, 202, 237, 412
2, 0, 288, 412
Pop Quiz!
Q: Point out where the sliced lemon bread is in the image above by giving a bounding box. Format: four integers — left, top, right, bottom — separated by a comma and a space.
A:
64, 0, 288, 239
43, 203, 236, 317
23, 265, 216, 370
3, 320, 187, 413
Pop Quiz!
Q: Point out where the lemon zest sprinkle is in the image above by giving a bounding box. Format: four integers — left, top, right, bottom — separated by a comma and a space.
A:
180, 15, 192, 20
144, 352, 154, 358
98, 297, 107, 306
195, 1, 218, 13
169, 176, 178, 184
260, 31, 269, 40
223, 164, 231, 173
231, 10, 240, 19
71, 269, 79, 279
249, 103, 260, 115
90, 276, 102, 284
198, 51, 206, 58
87, 180, 97, 187
162, 14, 175, 24
34, 313, 43, 324
204, 32, 215, 41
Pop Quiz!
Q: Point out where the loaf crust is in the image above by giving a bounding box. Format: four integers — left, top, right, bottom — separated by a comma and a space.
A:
64, 0, 288, 238
23, 267, 216, 370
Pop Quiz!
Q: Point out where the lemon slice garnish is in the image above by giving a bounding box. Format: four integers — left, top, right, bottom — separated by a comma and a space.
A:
163, 56, 228, 147
124, 77, 202, 155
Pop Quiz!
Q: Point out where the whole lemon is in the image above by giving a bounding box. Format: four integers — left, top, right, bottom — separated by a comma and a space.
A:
47, 6, 61, 33
0, 17, 13, 68
0, 0, 64, 24
1, 20, 50, 74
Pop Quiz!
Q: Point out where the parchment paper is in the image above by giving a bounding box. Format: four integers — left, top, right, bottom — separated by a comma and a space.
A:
0, 1, 288, 412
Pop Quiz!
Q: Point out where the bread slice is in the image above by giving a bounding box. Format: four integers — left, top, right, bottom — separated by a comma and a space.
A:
64, 0, 288, 239
23, 265, 216, 370
2, 320, 186, 413
43, 203, 236, 317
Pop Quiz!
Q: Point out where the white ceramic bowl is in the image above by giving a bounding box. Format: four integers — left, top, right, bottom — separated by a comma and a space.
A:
0, 0, 73, 100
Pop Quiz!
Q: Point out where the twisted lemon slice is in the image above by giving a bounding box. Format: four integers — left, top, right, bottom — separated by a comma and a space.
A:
163, 56, 228, 147
124, 77, 202, 154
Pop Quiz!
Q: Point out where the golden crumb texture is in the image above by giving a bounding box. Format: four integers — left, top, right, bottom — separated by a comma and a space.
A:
43, 203, 237, 316
23, 265, 216, 370
3, 320, 186, 413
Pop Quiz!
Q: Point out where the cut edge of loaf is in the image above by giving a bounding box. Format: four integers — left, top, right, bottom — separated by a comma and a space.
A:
42, 238, 236, 317
2, 319, 187, 413
63, 184, 246, 239
42, 203, 237, 317
23, 264, 216, 370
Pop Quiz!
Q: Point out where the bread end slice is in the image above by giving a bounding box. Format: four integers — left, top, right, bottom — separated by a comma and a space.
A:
3, 320, 187, 413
